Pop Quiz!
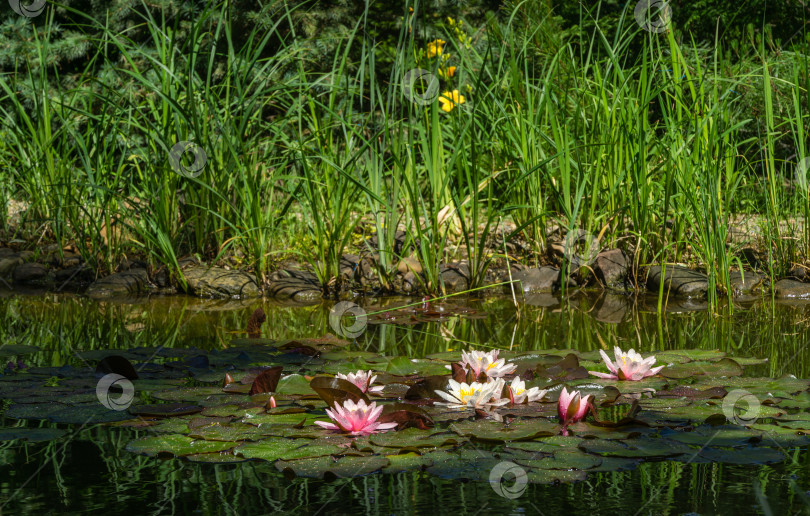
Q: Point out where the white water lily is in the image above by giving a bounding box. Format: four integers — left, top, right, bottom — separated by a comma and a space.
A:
435, 378, 508, 408
589, 346, 663, 381
336, 370, 384, 393
452, 349, 517, 379
507, 377, 548, 404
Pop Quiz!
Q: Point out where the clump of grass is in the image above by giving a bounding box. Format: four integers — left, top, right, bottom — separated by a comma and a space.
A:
0, 0, 808, 307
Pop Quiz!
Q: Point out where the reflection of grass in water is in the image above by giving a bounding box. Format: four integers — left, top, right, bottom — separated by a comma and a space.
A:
0, 424, 809, 514
2, 294, 810, 376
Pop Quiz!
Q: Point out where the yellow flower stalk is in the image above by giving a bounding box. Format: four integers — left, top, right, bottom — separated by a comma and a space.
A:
439, 90, 465, 112
426, 39, 445, 58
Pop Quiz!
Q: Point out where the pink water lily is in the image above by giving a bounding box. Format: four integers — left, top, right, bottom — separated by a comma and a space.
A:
589, 346, 664, 381
314, 399, 397, 435
337, 370, 384, 393
557, 387, 591, 435
450, 349, 517, 379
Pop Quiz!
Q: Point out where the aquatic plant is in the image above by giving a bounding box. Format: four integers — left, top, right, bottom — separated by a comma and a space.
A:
452, 349, 517, 380
589, 346, 664, 381
435, 378, 508, 408
314, 399, 398, 435
558, 387, 591, 435
336, 370, 384, 394
507, 376, 548, 404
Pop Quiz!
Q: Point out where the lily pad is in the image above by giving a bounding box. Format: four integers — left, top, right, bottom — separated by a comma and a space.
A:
0, 345, 41, 357
448, 418, 558, 441
0, 427, 66, 441
237, 437, 349, 461
276, 455, 390, 479
578, 437, 693, 458
126, 434, 241, 456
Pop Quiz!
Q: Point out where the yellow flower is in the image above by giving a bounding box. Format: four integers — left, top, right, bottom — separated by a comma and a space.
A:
426, 39, 445, 58
447, 17, 455, 26
439, 66, 456, 79
439, 90, 465, 112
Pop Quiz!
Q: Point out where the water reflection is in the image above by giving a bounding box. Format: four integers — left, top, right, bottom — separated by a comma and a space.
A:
1, 291, 810, 514
1, 290, 809, 377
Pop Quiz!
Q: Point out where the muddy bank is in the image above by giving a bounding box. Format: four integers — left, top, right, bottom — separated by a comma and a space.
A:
0, 241, 808, 303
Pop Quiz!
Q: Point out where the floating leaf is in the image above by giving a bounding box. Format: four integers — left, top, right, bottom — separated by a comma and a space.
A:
0, 345, 41, 357
448, 418, 558, 441
309, 376, 369, 407
404, 376, 449, 400
377, 403, 434, 430
236, 437, 348, 461
248, 366, 283, 396
129, 403, 203, 418
126, 435, 241, 456
366, 428, 463, 450
276, 455, 390, 479
386, 357, 449, 376
382, 452, 435, 473
0, 427, 66, 442
274, 374, 317, 397
96, 355, 138, 380
578, 437, 693, 458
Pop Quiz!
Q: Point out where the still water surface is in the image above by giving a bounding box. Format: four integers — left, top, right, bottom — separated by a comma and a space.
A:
0, 291, 809, 515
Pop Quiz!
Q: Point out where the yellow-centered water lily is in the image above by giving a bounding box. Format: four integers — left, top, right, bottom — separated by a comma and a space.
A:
589, 346, 664, 381
435, 378, 507, 408
507, 377, 548, 404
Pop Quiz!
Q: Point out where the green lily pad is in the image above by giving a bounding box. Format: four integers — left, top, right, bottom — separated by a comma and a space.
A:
237, 437, 349, 461
578, 437, 693, 458
126, 434, 241, 456
660, 358, 743, 379
0, 427, 66, 441
151, 387, 225, 402
185, 452, 251, 463
697, 446, 786, 464
386, 357, 450, 376
660, 425, 763, 447
275, 374, 316, 396
188, 422, 266, 442
276, 455, 390, 479
514, 449, 602, 470
448, 418, 558, 441
381, 452, 435, 473
366, 428, 466, 449
656, 350, 726, 363
0, 345, 41, 357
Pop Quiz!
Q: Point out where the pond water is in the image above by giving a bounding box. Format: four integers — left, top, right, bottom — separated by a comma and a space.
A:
1, 291, 810, 515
